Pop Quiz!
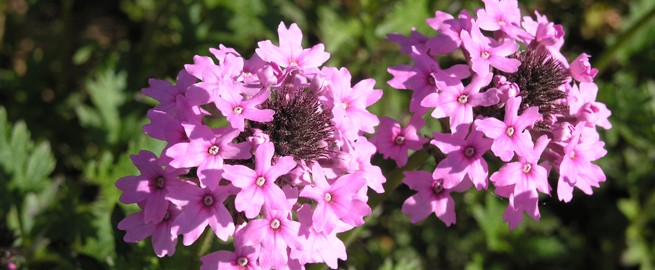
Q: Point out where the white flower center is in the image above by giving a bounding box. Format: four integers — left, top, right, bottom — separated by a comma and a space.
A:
481, 51, 491, 59
255, 176, 266, 187
505, 126, 515, 136
457, 95, 468, 104
237, 257, 248, 267
208, 145, 220, 156
394, 135, 405, 145
233, 106, 243, 115
324, 192, 333, 202
270, 218, 281, 230
523, 163, 532, 173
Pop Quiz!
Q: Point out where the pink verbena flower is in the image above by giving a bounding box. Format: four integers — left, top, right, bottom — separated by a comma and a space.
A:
214, 85, 274, 131
402, 169, 472, 226
165, 124, 251, 189
299, 164, 371, 233
370, 115, 428, 167
291, 204, 348, 269
386, 0, 611, 229
460, 23, 521, 77
222, 142, 296, 219
256, 22, 330, 72
570, 53, 598, 83
118, 21, 384, 268
556, 123, 607, 202
117, 202, 180, 257
491, 135, 551, 229
115, 150, 186, 224
475, 96, 542, 161
166, 181, 236, 245
431, 123, 492, 190
241, 209, 304, 270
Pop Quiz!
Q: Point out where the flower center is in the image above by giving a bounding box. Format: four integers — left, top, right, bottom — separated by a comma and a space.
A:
498, 20, 506, 26
523, 163, 532, 173
481, 51, 490, 59
570, 151, 576, 159
202, 194, 215, 207
270, 218, 281, 230
505, 126, 515, 136
464, 146, 476, 158
237, 257, 248, 267
163, 211, 172, 221
394, 135, 405, 145
207, 145, 220, 156
154, 177, 165, 189
324, 192, 333, 202
233, 106, 243, 115
249, 81, 335, 162
457, 94, 468, 104
432, 179, 444, 195
427, 75, 436, 86
255, 176, 266, 187
342, 102, 349, 110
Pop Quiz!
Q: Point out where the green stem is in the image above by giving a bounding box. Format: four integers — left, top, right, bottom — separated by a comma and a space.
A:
595, 3, 655, 74
191, 229, 214, 268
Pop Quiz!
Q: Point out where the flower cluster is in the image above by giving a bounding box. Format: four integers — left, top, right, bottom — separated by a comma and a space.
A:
116, 22, 385, 269
376, 0, 611, 229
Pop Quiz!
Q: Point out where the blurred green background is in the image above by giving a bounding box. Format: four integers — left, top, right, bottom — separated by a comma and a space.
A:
1, 0, 654, 269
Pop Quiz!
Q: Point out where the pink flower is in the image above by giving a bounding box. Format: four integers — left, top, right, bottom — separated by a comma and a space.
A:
117, 202, 181, 257
425, 10, 473, 53
476, 0, 528, 40
421, 73, 499, 128
431, 123, 492, 190
291, 204, 348, 269
214, 85, 274, 131
344, 137, 386, 193
166, 181, 236, 245
460, 23, 521, 77
222, 142, 297, 218
568, 82, 612, 129
475, 96, 542, 161
142, 69, 196, 113
491, 135, 551, 229
570, 53, 598, 83
115, 150, 186, 224
370, 115, 428, 167
256, 22, 330, 72
387, 28, 430, 55
165, 124, 251, 189
401, 169, 472, 225
387, 46, 470, 113
556, 123, 607, 202
200, 246, 260, 270
242, 209, 304, 270
324, 67, 382, 140
299, 164, 371, 233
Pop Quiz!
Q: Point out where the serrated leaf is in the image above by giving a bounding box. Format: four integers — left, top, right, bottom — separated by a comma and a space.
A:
84, 69, 127, 144
22, 141, 55, 188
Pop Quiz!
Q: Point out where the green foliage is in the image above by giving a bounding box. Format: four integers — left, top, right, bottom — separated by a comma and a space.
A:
0, 0, 654, 269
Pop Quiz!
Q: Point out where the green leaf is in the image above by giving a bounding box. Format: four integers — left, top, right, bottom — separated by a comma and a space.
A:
82, 69, 127, 144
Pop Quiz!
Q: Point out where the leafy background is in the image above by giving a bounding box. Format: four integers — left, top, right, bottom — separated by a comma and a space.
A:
1, 0, 654, 269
